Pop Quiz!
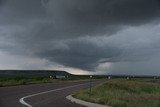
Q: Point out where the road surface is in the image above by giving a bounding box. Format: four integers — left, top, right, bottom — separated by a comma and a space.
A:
0, 80, 106, 107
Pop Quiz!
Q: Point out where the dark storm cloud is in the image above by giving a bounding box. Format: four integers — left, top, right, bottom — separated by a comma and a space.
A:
47, 0, 160, 24
0, 0, 5, 5
38, 39, 121, 70
1, 0, 45, 16
0, 0, 46, 27
2, 0, 160, 39
41, 0, 160, 38
1, 0, 160, 73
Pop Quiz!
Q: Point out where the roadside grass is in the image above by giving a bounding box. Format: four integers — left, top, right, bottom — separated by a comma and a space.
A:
0, 76, 93, 87
0, 76, 55, 87
74, 79, 160, 107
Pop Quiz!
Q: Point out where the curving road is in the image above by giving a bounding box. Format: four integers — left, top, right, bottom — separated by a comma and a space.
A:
0, 80, 106, 107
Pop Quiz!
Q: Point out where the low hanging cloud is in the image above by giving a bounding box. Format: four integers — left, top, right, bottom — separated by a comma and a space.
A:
37, 37, 122, 70
0, 0, 160, 75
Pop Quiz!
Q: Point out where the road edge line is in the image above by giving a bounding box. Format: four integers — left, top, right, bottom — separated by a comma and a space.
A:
19, 83, 89, 107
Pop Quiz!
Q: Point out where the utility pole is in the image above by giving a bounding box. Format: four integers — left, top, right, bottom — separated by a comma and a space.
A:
89, 75, 92, 97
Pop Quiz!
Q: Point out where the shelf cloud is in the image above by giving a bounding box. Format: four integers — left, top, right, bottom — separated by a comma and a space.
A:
0, 0, 160, 75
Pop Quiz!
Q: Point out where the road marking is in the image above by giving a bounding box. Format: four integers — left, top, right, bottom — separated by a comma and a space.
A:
19, 82, 90, 107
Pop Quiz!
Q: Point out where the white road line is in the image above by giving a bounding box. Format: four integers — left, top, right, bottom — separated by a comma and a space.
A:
19, 82, 89, 107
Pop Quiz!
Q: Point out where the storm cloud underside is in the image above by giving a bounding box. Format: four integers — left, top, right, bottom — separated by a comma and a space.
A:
0, 0, 160, 75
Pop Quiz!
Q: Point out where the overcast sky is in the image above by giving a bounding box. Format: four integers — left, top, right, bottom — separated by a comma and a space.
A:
0, 0, 160, 75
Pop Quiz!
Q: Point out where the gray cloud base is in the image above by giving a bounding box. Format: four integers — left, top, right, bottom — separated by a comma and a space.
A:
0, 0, 160, 75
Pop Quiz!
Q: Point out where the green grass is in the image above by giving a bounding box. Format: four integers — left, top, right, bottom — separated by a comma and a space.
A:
74, 79, 160, 107
0, 76, 56, 87
0, 76, 93, 87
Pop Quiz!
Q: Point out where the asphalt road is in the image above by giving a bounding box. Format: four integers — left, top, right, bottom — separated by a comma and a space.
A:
0, 79, 106, 107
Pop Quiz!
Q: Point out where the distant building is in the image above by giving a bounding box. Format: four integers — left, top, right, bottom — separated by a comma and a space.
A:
108, 76, 111, 79
54, 75, 66, 79
51, 71, 70, 79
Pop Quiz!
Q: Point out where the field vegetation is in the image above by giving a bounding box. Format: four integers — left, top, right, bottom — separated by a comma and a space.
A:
0, 76, 83, 87
0, 75, 105, 87
0, 76, 58, 87
74, 78, 160, 107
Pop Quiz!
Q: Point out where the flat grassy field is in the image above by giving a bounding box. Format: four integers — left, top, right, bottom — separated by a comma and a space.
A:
0, 76, 92, 87
74, 79, 160, 107
0, 76, 58, 87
